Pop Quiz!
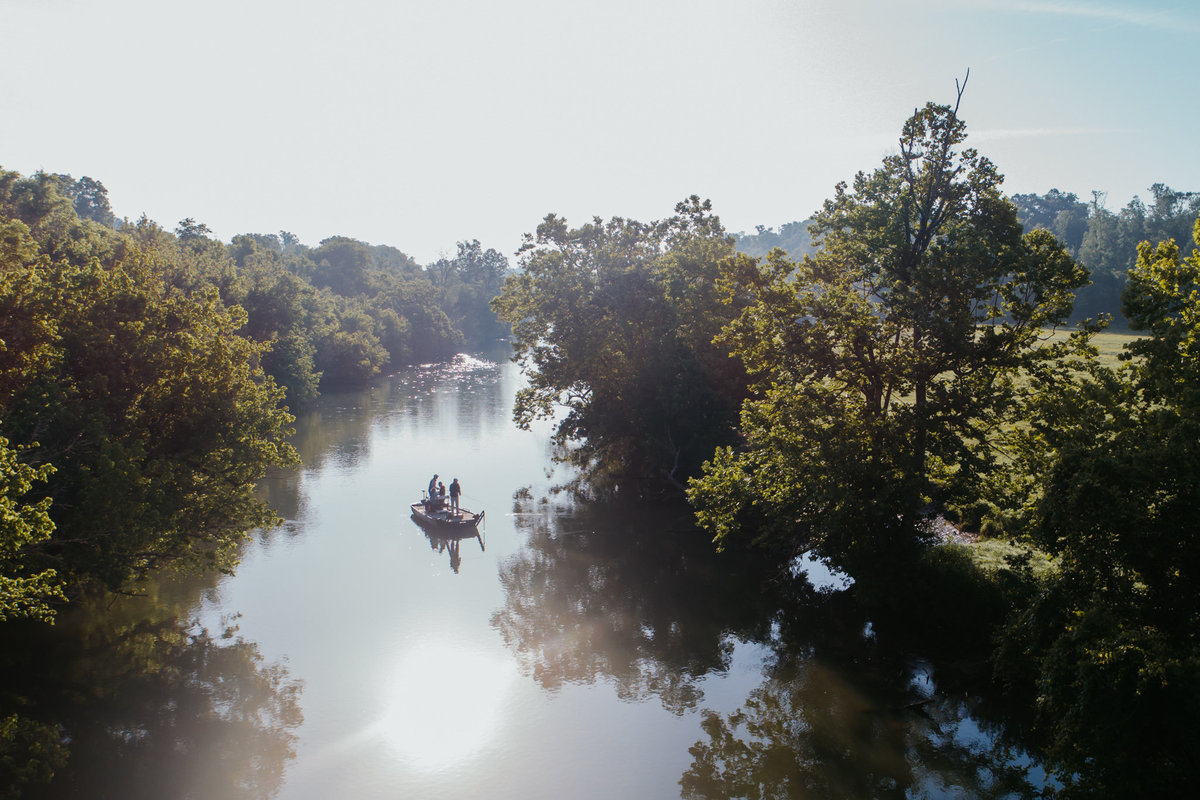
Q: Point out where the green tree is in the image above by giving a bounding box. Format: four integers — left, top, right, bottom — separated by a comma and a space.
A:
0, 438, 62, 623
492, 197, 747, 495
734, 219, 817, 260
311, 235, 372, 296
688, 94, 1087, 577
1012, 188, 1089, 256
435, 239, 511, 345
1000, 216, 1200, 796
0, 250, 298, 590
175, 217, 213, 242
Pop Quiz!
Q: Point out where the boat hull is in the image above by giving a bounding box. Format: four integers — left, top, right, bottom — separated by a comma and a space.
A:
409, 502, 484, 533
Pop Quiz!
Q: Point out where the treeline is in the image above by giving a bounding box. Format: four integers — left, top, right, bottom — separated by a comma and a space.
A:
492, 99, 1200, 796
0, 166, 508, 790
63, 172, 508, 401
738, 184, 1200, 328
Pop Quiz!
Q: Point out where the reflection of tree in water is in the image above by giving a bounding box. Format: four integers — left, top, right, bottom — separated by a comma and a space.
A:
492, 495, 779, 713
0, 586, 302, 799
681, 632, 1048, 799
494, 494, 1050, 796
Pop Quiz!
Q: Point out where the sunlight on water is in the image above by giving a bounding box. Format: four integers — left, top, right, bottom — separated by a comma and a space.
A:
372, 637, 518, 772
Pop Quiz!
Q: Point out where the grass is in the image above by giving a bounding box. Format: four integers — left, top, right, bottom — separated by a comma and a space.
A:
959, 536, 1057, 581
1041, 328, 1141, 371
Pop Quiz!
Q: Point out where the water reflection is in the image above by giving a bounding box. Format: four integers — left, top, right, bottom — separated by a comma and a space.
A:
492, 494, 777, 714
0, 580, 302, 799
682, 657, 1046, 799
494, 488, 1051, 798
416, 528, 486, 574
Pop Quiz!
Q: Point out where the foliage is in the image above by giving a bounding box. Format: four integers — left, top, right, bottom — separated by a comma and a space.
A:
0, 170, 300, 596
998, 216, 1200, 796
4, 167, 505, 401
1013, 184, 1200, 324
492, 197, 748, 495
430, 239, 512, 344
0, 439, 62, 623
0, 255, 299, 590
688, 98, 1088, 578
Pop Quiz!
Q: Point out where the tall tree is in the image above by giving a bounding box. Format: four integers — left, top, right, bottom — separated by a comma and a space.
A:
688, 90, 1088, 576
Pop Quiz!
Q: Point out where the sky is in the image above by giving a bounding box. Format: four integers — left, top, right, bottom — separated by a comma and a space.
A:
2, 0, 1197, 265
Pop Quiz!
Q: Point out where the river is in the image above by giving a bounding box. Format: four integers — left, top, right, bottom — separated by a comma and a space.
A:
26, 349, 1052, 799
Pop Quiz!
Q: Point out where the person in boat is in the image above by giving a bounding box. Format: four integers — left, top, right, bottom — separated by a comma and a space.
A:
424, 473, 440, 512
437, 481, 447, 511
449, 478, 462, 516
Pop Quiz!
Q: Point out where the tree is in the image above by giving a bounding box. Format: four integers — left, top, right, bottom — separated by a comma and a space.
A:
492, 197, 748, 496
0, 250, 298, 590
999, 216, 1200, 796
1012, 189, 1089, 256
0, 438, 62, 623
175, 217, 213, 242
688, 89, 1088, 577
68, 176, 116, 228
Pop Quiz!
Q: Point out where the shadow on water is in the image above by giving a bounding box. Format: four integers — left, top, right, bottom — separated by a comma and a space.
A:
0, 575, 303, 800
494, 489, 1052, 798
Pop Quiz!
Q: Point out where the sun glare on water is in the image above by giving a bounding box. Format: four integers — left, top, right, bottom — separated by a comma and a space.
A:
374, 637, 519, 772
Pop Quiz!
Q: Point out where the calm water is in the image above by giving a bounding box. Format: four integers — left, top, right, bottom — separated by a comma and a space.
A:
28, 350, 1051, 799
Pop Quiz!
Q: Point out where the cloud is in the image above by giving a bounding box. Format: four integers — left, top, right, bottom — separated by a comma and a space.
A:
979, 0, 1198, 33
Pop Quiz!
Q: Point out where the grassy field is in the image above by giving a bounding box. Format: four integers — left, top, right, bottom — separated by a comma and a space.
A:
1092, 329, 1141, 368
1042, 328, 1141, 370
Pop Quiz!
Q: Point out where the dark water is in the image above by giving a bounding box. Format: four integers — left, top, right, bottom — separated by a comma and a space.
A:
20, 351, 1051, 798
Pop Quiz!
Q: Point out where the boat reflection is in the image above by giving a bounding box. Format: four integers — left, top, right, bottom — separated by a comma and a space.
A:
413, 524, 485, 574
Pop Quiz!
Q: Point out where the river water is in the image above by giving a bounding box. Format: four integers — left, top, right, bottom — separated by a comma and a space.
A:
29, 349, 1051, 799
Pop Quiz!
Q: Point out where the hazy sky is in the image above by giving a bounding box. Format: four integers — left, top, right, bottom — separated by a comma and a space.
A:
3, 0, 1197, 264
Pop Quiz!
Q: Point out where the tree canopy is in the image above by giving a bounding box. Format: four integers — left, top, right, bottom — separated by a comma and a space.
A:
492, 196, 748, 496
687, 96, 1088, 578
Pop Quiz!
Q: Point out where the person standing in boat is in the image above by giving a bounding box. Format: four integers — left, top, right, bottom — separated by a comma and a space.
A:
425, 473, 440, 512
449, 478, 462, 516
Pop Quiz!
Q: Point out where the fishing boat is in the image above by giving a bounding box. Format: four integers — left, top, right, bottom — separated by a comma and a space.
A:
410, 495, 485, 532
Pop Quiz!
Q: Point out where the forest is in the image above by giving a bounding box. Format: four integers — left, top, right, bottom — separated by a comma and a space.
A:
3, 92, 1199, 795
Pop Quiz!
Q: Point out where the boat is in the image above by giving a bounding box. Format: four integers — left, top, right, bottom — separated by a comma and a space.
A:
410, 497, 485, 532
